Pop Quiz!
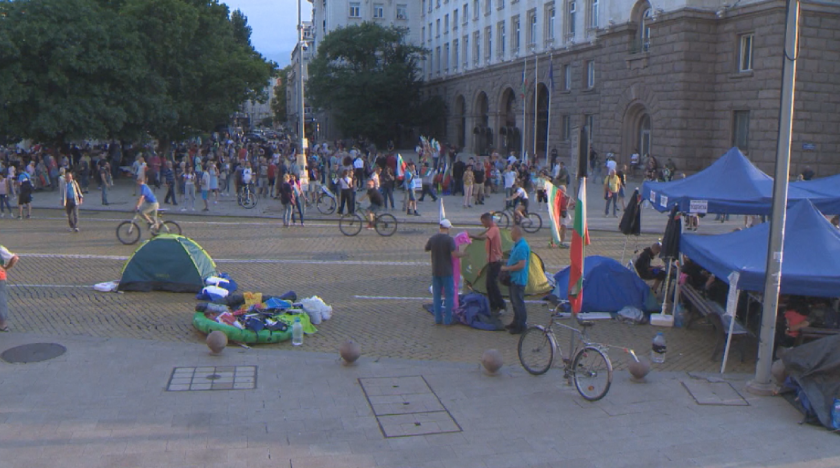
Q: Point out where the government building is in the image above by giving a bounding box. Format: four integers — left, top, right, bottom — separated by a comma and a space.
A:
300, 0, 840, 174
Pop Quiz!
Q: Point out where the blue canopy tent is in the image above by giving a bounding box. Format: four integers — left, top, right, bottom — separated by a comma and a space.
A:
553, 256, 660, 313
641, 148, 838, 215
792, 174, 840, 215
680, 200, 840, 298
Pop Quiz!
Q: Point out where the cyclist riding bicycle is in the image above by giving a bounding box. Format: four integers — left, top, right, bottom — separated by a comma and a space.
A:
505, 181, 530, 225
358, 179, 384, 229
134, 177, 160, 230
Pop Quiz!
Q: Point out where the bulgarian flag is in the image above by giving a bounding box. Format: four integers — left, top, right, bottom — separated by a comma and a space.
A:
568, 178, 591, 314
396, 153, 406, 180
545, 181, 562, 245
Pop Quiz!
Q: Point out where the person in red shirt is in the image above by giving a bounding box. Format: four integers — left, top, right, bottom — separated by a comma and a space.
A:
267, 160, 277, 198
779, 296, 811, 348
469, 213, 506, 314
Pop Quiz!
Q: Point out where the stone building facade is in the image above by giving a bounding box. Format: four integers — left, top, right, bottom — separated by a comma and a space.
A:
422, 0, 840, 175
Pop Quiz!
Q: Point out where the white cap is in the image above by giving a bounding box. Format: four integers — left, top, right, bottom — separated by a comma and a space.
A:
440, 219, 452, 229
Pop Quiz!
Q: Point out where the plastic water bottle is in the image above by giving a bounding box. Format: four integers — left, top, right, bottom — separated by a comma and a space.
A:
651, 332, 666, 364
292, 317, 303, 346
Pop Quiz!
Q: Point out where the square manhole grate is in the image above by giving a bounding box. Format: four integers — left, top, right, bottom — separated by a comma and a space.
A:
167, 366, 257, 392
359, 376, 461, 438
682, 379, 749, 406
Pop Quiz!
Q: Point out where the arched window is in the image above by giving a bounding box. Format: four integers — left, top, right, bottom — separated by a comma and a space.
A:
640, 8, 652, 52
638, 114, 651, 158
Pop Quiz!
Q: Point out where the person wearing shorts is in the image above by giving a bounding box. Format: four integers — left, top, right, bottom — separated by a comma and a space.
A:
17, 172, 33, 219
135, 178, 160, 229
359, 179, 384, 229
0, 244, 20, 332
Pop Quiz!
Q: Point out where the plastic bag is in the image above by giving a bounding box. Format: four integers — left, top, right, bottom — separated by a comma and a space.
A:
94, 281, 119, 292
301, 296, 332, 323
617, 306, 646, 325
202, 285, 229, 300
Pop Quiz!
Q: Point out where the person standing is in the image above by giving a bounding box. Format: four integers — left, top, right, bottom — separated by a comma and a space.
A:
99, 160, 112, 205
353, 154, 365, 189
132, 156, 146, 196
418, 162, 438, 202
501, 226, 531, 334
181, 166, 196, 211
162, 161, 177, 206
279, 174, 294, 227
16, 172, 33, 219
200, 165, 211, 212
462, 166, 475, 208
424, 219, 465, 325
380, 167, 396, 210
469, 213, 506, 315
473, 161, 486, 205
337, 169, 354, 215
604, 169, 620, 217
60, 172, 83, 232
0, 243, 20, 332
0, 174, 10, 217
404, 162, 419, 216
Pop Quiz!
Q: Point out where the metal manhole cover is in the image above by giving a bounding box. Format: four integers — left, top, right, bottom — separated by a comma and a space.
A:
166, 366, 257, 391
312, 252, 348, 261
1, 343, 67, 364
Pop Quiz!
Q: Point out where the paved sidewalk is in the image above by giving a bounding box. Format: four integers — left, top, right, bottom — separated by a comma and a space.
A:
23, 174, 740, 236
2, 332, 838, 468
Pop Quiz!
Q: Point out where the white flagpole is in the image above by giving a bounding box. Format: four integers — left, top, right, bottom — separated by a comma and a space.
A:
545, 54, 553, 169
533, 54, 539, 162
521, 56, 527, 161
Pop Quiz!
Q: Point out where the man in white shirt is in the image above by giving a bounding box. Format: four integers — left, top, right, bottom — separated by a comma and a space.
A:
507, 152, 518, 166
503, 166, 517, 208
242, 162, 253, 186
353, 155, 365, 189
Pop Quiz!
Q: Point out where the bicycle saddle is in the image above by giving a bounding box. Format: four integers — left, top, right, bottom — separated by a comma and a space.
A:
578, 320, 595, 328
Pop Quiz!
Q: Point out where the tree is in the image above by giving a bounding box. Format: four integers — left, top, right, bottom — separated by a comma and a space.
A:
307, 22, 438, 146
0, 0, 275, 145
271, 65, 292, 124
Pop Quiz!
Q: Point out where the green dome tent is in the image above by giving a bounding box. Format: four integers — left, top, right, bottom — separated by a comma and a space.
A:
461, 229, 552, 297
118, 234, 217, 293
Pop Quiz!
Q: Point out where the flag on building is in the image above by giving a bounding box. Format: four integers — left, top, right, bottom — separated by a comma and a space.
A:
545, 181, 562, 245
568, 178, 591, 314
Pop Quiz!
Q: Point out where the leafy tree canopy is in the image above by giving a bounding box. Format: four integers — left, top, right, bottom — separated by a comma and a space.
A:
271, 65, 292, 124
0, 0, 275, 145
307, 22, 440, 146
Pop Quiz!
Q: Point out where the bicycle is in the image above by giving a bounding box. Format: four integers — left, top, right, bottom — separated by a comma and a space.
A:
237, 182, 258, 209
303, 185, 337, 215
491, 206, 542, 234
116, 209, 182, 245
517, 296, 633, 401
339, 203, 398, 237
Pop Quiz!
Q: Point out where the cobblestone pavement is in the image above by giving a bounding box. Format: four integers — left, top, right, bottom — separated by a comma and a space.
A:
0, 209, 757, 375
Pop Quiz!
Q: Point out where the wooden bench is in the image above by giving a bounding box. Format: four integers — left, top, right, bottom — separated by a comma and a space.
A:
680, 283, 719, 329
796, 327, 840, 345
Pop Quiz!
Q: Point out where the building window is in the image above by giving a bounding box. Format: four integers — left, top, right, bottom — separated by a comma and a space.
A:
422, 27, 426, 42
464, 3, 469, 23
349, 2, 361, 18
545, 4, 556, 41
474, 31, 481, 65
562, 115, 571, 140
733, 111, 750, 152
739, 34, 754, 72
445, 43, 450, 72
498, 21, 506, 56
453, 9, 459, 28
474, 0, 479, 20
445, 14, 449, 33
397, 4, 408, 20
463, 35, 469, 67
589, 0, 599, 28
585, 60, 595, 88
485, 26, 492, 61
485, 0, 491, 14
498, 0, 505, 9
453, 39, 460, 70
373, 4, 384, 18
563, 63, 571, 90
585, 114, 595, 143
512, 16, 521, 53
422, 0, 426, 15
640, 8, 652, 52
568, 1, 577, 36
528, 10, 537, 45
436, 46, 441, 74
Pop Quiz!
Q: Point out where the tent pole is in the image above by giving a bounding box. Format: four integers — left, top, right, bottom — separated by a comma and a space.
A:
671, 217, 685, 317
721, 289, 742, 374
660, 261, 673, 315
747, 0, 799, 395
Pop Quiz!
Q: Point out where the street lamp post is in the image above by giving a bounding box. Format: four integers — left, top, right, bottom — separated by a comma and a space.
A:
297, 0, 308, 185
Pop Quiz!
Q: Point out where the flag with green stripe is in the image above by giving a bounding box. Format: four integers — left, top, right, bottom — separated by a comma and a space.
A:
568, 179, 591, 314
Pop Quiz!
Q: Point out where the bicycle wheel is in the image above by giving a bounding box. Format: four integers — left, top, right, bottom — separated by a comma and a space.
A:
339, 213, 364, 236
492, 211, 510, 229
572, 346, 613, 401
159, 220, 182, 236
517, 326, 555, 376
317, 194, 337, 215
521, 212, 543, 234
116, 221, 141, 245
218, 177, 227, 192
374, 213, 398, 237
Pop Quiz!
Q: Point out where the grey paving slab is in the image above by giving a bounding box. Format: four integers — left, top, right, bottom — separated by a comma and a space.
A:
681, 379, 749, 406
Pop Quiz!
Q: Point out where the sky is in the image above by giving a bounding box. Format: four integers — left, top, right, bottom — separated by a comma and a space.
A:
222, 0, 311, 67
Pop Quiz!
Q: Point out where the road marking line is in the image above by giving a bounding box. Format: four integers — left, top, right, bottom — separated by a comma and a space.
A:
10, 284, 90, 288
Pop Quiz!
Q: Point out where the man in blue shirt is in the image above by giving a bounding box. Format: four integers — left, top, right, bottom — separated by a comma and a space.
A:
501, 226, 531, 334
135, 177, 160, 230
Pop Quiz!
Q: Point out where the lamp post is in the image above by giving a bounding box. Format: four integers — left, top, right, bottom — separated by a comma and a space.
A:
297, 0, 309, 185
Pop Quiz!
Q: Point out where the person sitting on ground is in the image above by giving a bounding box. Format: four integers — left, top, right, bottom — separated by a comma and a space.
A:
776, 296, 811, 348
634, 242, 667, 292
